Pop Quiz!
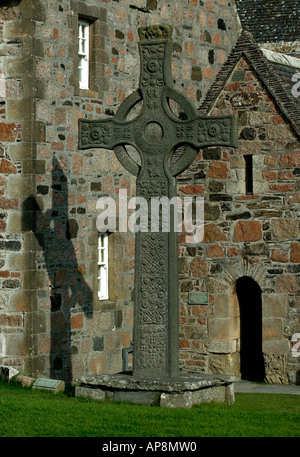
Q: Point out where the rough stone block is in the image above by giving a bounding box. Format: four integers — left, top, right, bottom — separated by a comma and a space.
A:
262, 318, 284, 340
225, 180, 245, 194
262, 294, 288, 318
113, 390, 160, 405
213, 294, 231, 317
75, 385, 106, 401
7, 174, 33, 198
203, 223, 227, 242
0, 123, 18, 142
0, 159, 17, 174
271, 219, 298, 241
277, 274, 299, 294
208, 340, 236, 354
291, 242, 300, 263
31, 312, 46, 334
15, 374, 35, 387
23, 270, 46, 290
209, 353, 240, 376
5, 57, 33, 78
262, 340, 290, 355
21, 0, 46, 22
233, 220, 262, 242
10, 290, 36, 312
208, 161, 229, 179
4, 20, 34, 39
209, 318, 231, 340
8, 143, 33, 160
160, 385, 227, 408
4, 333, 30, 356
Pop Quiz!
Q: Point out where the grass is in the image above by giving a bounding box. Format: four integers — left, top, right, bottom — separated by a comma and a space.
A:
0, 380, 299, 437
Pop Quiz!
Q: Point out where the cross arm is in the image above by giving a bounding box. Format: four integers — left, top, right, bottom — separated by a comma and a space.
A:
172, 114, 238, 150
170, 113, 238, 177
78, 118, 134, 150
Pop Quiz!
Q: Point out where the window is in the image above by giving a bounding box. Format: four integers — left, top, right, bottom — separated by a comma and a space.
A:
98, 233, 109, 300
78, 19, 90, 90
244, 155, 253, 195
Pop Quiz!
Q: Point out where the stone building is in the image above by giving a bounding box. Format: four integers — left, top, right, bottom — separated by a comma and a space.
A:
0, 0, 299, 385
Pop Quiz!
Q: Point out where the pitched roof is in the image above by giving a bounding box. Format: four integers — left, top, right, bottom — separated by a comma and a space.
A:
199, 31, 300, 137
235, 0, 300, 44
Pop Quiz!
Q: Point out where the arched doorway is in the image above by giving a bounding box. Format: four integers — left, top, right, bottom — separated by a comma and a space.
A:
236, 276, 265, 382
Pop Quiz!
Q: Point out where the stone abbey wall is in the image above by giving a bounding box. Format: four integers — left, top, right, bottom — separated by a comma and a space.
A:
178, 55, 300, 384
0, 0, 241, 382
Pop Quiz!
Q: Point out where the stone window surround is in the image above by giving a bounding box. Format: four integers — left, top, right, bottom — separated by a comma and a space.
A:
92, 227, 126, 312
98, 232, 109, 301
78, 18, 90, 90
70, 0, 108, 98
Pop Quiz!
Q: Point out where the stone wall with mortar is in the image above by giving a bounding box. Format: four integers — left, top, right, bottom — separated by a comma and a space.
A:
0, 0, 240, 383
178, 56, 300, 384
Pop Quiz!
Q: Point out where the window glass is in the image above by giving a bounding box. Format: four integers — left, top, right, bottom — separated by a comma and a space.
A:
78, 19, 89, 90
98, 233, 108, 300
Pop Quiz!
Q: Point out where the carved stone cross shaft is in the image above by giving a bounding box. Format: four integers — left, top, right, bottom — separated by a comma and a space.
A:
78, 25, 238, 380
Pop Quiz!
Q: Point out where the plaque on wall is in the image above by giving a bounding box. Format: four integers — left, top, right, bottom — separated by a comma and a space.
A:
188, 292, 209, 305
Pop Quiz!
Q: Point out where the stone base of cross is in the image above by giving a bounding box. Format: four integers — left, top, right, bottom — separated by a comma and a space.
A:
78, 25, 238, 380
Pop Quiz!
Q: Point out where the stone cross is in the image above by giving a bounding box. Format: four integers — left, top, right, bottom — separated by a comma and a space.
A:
78, 25, 238, 380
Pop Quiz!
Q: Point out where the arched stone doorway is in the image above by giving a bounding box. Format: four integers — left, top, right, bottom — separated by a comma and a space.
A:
236, 276, 265, 382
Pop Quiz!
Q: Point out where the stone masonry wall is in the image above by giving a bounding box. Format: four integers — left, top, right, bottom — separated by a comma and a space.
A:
0, 0, 39, 375
178, 56, 300, 384
0, 0, 240, 382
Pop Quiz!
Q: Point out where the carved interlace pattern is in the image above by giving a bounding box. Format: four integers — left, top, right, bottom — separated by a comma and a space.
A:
79, 121, 134, 148
140, 276, 167, 324
139, 180, 168, 198
138, 232, 168, 368
197, 118, 231, 144
80, 122, 112, 147
141, 43, 165, 88
139, 326, 167, 369
175, 118, 232, 145
141, 233, 166, 275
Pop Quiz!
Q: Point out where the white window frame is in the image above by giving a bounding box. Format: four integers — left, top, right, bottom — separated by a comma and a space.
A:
78, 19, 90, 90
98, 233, 109, 300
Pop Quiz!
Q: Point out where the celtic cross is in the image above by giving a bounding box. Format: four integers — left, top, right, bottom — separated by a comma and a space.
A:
78, 25, 238, 380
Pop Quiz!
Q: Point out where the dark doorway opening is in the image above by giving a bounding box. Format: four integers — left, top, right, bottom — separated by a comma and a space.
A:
236, 276, 265, 382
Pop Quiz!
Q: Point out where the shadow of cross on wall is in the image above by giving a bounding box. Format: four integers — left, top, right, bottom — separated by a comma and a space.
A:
22, 156, 93, 384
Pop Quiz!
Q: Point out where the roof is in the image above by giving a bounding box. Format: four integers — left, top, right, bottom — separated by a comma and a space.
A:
199, 31, 300, 138
261, 48, 300, 101
235, 0, 300, 44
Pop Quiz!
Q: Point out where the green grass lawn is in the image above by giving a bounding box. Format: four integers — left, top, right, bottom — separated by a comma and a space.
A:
0, 380, 299, 437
